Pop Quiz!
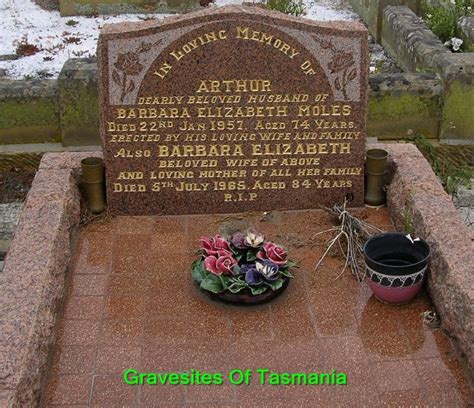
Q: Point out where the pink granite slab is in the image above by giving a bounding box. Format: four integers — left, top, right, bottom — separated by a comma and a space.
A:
0, 157, 82, 406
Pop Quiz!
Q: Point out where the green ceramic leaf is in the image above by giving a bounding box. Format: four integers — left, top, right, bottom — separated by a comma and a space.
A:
232, 264, 241, 275
227, 281, 247, 293
200, 274, 224, 293
191, 260, 207, 283
246, 251, 257, 262
250, 285, 267, 295
286, 260, 299, 268
219, 275, 233, 289
279, 269, 293, 278
269, 278, 284, 291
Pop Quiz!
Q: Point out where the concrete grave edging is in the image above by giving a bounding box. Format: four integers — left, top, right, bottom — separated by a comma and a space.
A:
346, 2, 474, 143
0, 145, 472, 406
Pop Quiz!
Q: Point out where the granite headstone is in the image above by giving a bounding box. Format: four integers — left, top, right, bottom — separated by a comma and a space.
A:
98, 6, 368, 215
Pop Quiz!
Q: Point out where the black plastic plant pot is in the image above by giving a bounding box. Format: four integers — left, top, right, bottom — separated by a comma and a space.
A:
363, 232, 431, 304
364, 233, 431, 277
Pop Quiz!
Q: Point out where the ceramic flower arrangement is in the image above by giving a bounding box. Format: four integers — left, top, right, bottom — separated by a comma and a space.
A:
192, 230, 297, 296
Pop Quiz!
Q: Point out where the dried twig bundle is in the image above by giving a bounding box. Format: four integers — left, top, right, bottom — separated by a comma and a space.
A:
313, 201, 383, 283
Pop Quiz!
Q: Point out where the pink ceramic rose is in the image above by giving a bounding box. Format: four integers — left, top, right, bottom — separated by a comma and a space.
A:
257, 242, 288, 266
200, 235, 231, 256
204, 251, 237, 275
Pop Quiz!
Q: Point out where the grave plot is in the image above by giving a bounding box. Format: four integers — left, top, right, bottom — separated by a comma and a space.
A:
0, 5, 472, 407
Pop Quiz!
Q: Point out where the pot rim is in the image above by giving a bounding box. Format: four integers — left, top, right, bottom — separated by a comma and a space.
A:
366, 148, 388, 160
363, 232, 431, 271
81, 157, 104, 167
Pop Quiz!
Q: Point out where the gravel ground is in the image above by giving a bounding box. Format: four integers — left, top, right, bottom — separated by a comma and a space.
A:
0, 170, 32, 271
0, 170, 35, 203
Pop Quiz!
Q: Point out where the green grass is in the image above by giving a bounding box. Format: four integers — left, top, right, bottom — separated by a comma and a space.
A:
266, 0, 305, 16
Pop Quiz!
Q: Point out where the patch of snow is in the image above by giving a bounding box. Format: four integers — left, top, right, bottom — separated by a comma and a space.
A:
0, 0, 358, 79
0, 0, 172, 79
304, 0, 358, 21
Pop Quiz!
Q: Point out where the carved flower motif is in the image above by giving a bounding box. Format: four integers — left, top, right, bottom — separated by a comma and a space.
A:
328, 51, 354, 74
114, 52, 143, 76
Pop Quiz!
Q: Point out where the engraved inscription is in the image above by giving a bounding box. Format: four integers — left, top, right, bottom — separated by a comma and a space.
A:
99, 9, 367, 215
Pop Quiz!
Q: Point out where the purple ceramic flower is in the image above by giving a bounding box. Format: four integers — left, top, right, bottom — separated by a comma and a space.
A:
244, 267, 264, 286
256, 260, 279, 281
231, 232, 247, 249
242, 261, 279, 285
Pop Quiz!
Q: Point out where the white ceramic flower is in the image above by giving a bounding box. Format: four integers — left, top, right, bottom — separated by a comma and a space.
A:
244, 230, 265, 248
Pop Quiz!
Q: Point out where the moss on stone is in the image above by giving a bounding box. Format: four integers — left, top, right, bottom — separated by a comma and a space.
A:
0, 98, 61, 144
60, 0, 198, 16
0, 99, 58, 128
369, 93, 432, 120
368, 92, 439, 139
60, 85, 99, 146
441, 81, 474, 141
61, 86, 98, 129
58, 59, 100, 146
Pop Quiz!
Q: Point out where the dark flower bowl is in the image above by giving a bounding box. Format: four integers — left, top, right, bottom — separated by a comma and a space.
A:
192, 231, 297, 306
197, 277, 290, 306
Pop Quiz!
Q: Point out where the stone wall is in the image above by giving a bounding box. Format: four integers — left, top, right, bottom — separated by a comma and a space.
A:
0, 79, 61, 145
381, 6, 450, 73
380, 6, 474, 143
347, 0, 420, 41
458, 16, 474, 53
345, 2, 474, 143
368, 73, 441, 140
33, 0, 59, 10
59, 0, 201, 17
58, 58, 99, 147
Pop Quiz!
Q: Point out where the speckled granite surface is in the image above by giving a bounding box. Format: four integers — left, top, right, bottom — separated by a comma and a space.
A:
41, 209, 470, 406
0, 159, 81, 406
98, 5, 368, 215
